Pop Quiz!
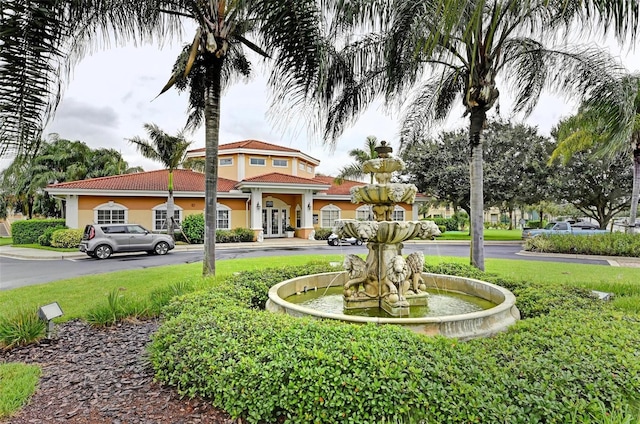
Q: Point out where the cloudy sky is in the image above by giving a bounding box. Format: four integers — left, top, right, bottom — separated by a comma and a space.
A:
27, 30, 640, 177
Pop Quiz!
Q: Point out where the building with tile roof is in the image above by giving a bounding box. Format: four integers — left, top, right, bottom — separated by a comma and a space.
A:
46, 140, 419, 240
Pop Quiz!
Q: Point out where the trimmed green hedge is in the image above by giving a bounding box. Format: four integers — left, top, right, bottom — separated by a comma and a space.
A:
11, 219, 66, 245
313, 228, 333, 240
524, 232, 640, 257
180, 213, 255, 243
149, 263, 640, 424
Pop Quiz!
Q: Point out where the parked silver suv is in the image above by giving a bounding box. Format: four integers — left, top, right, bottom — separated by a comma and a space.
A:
80, 223, 175, 259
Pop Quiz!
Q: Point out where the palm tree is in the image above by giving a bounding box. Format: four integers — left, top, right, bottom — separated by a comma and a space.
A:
1, 0, 327, 276
320, 0, 638, 270
551, 74, 640, 232
334, 135, 379, 184
128, 123, 193, 239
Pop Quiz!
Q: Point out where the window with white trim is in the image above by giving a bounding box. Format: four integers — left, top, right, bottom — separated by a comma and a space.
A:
306, 165, 312, 173
320, 205, 341, 228
217, 203, 231, 230
356, 205, 373, 221
94, 202, 127, 224
392, 206, 405, 221
219, 158, 233, 166
250, 157, 266, 166
152, 203, 183, 231
273, 159, 288, 167
299, 162, 305, 170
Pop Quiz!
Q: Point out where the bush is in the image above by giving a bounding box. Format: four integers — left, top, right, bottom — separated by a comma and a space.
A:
11, 219, 66, 245
180, 213, 254, 244
0, 309, 46, 349
524, 233, 640, 257
313, 228, 332, 240
50, 229, 83, 248
181, 213, 205, 244
85, 289, 152, 327
37, 225, 66, 246
149, 262, 640, 424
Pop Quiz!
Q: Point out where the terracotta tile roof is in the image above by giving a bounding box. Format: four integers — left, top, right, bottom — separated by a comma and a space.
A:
314, 175, 365, 195
189, 139, 302, 155
241, 172, 328, 185
47, 169, 238, 193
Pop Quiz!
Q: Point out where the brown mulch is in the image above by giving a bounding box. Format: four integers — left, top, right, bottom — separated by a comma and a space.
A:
1, 320, 235, 423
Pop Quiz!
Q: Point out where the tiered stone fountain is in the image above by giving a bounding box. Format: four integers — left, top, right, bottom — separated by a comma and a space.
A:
266, 141, 520, 340
336, 141, 440, 316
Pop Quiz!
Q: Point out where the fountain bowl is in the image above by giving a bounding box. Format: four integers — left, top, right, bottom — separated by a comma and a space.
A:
266, 272, 520, 340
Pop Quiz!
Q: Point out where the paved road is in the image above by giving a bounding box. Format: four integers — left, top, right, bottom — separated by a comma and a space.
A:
0, 242, 611, 290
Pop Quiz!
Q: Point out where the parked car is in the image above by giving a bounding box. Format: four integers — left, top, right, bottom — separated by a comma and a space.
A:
522, 221, 607, 239
80, 223, 175, 259
327, 233, 363, 246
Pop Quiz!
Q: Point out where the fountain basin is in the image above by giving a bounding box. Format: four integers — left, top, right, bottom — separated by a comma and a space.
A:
266, 272, 520, 340
337, 219, 441, 243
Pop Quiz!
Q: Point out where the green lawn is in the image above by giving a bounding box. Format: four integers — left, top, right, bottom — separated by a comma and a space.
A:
0, 237, 12, 246
0, 363, 40, 419
2, 254, 638, 320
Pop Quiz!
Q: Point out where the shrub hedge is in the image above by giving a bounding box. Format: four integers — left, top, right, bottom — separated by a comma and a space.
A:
313, 228, 333, 240
180, 213, 255, 243
524, 232, 640, 257
11, 219, 66, 245
149, 263, 640, 424
37, 225, 67, 246
424, 218, 458, 232
50, 229, 83, 248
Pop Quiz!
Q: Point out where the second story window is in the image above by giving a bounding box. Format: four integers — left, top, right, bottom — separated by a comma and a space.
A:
299, 162, 305, 170
219, 158, 233, 166
250, 157, 266, 166
273, 159, 288, 167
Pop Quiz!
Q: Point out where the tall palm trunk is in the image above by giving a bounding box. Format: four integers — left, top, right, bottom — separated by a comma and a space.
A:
203, 56, 223, 276
167, 171, 175, 239
629, 140, 640, 232
469, 108, 485, 271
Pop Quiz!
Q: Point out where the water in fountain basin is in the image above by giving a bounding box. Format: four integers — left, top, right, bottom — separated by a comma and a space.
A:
288, 286, 495, 319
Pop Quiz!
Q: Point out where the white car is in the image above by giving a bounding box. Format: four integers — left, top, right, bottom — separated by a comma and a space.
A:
327, 233, 363, 246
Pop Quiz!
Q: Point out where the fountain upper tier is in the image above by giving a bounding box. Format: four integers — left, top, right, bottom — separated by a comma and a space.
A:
349, 141, 419, 222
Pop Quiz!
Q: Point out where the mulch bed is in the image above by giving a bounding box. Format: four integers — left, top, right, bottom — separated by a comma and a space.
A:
1, 320, 235, 423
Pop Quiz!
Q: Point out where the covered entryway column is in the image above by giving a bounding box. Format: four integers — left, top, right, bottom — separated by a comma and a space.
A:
299, 190, 315, 240
250, 189, 263, 242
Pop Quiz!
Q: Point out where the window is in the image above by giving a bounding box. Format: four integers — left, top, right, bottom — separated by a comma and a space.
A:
273, 159, 288, 167
321, 205, 340, 228
296, 208, 301, 228
299, 162, 305, 170
216, 203, 231, 230
219, 158, 233, 166
306, 165, 312, 173
154, 209, 181, 231
392, 206, 405, 221
356, 205, 372, 221
250, 157, 266, 166
95, 203, 127, 224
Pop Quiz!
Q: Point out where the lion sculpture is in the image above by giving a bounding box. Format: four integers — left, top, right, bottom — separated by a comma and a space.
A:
405, 252, 426, 294
343, 254, 376, 299
384, 255, 409, 305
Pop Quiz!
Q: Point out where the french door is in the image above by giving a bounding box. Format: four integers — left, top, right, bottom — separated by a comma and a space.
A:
261, 208, 287, 237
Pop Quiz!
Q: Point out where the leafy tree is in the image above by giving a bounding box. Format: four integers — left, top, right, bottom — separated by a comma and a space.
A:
1, 0, 327, 277
549, 148, 632, 229
128, 123, 193, 239
552, 74, 640, 232
321, 0, 638, 270
334, 135, 379, 184
401, 130, 471, 217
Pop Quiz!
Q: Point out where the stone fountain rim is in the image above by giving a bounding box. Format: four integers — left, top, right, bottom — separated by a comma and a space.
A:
267, 271, 517, 325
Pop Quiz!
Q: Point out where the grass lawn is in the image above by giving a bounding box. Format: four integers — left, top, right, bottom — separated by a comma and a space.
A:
2, 255, 639, 320
0, 237, 12, 247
